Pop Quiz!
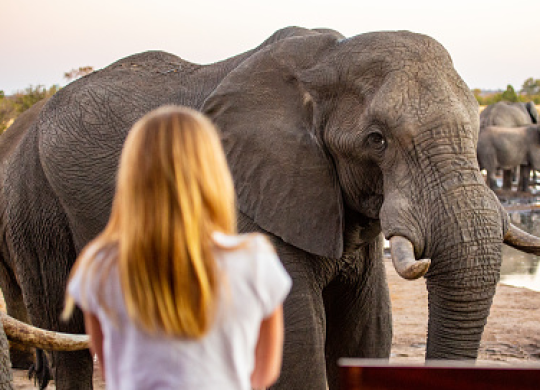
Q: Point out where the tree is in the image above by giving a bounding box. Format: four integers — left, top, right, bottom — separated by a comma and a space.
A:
0, 91, 4, 99
521, 78, 540, 96
501, 85, 518, 102
64, 66, 94, 82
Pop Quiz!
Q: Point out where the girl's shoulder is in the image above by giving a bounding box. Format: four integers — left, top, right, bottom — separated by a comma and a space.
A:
79, 241, 118, 271
212, 231, 275, 254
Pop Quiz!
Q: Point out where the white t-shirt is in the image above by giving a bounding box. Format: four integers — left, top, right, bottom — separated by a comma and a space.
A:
68, 232, 292, 390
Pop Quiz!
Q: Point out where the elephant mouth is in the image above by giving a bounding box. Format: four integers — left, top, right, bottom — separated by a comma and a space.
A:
1, 312, 89, 351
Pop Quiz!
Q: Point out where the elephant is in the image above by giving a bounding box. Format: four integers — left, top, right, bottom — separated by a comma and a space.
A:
480, 101, 538, 129
478, 125, 540, 190
479, 101, 539, 190
2, 26, 540, 390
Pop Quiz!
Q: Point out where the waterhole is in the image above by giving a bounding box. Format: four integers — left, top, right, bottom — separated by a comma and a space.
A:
501, 201, 540, 292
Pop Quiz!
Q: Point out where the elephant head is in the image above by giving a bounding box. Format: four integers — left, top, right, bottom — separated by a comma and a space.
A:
202, 30, 540, 360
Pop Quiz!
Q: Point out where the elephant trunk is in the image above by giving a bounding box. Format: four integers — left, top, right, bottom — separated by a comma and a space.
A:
382, 156, 507, 359
425, 262, 500, 359
423, 187, 505, 360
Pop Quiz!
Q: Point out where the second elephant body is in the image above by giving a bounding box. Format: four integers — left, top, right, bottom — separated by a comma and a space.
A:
479, 101, 539, 190
477, 125, 540, 189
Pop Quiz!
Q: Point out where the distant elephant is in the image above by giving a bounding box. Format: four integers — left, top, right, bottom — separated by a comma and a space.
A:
3, 26, 540, 390
479, 101, 539, 190
480, 101, 538, 129
477, 125, 540, 190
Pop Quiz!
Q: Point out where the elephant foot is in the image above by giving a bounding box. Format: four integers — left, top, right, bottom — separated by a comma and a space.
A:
28, 349, 51, 390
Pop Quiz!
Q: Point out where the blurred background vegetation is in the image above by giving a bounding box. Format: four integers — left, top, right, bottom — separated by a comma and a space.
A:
0, 66, 94, 132
473, 77, 540, 106
0, 70, 539, 134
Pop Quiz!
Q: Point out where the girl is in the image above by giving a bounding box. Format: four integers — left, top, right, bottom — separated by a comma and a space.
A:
62, 105, 291, 390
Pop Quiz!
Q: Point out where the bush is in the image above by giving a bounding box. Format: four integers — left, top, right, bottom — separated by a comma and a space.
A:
0, 85, 59, 133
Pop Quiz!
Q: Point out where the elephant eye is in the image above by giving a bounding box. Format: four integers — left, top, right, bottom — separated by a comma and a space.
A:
367, 132, 386, 151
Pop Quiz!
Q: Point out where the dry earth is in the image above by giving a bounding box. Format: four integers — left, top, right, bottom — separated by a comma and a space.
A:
2, 258, 540, 389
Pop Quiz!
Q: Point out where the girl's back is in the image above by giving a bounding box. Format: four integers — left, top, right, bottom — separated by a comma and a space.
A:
68, 232, 291, 390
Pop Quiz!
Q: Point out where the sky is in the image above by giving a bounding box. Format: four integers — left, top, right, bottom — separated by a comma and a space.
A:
1, 0, 539, 95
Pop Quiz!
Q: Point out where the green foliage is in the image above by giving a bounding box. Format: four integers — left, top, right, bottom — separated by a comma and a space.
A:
12, 85, 58, 114
501, 85, 518, 102
0, 65, 93, 134
475, 79, 540, 106
0, 85, 59, 133
0, 97, 17, 133
521, 78, 540, 96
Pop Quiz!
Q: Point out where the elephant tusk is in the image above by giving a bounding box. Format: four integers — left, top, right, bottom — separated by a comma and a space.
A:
504, 223, 540, 256
389, 236, 431, 280
1, 312, 89, 351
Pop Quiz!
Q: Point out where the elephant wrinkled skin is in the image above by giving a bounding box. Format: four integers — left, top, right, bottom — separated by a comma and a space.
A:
2, 26, 540, 390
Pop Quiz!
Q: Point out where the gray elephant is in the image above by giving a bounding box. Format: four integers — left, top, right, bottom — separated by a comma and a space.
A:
2, 26, 540, 390
478, 125, 540, 190
480, 101, 538, 129
479, 101, 539, 190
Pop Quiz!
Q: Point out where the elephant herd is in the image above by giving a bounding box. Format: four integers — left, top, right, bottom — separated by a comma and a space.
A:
2, 26, 540, 390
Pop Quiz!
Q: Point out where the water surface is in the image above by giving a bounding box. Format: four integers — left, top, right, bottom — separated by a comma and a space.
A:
501, 206, 540, 292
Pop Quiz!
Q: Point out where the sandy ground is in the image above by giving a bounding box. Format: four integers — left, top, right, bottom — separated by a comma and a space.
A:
3, 258, 540, 389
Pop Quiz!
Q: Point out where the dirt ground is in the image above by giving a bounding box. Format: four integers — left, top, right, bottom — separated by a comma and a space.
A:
3, 257, 540, 389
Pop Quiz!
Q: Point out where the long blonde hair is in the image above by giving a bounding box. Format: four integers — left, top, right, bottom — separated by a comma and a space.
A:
63, 105, 237, 338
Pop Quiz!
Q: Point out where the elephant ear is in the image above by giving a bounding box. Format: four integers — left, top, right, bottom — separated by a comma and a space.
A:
202, 34, 344, 259
526, 101, 539, 124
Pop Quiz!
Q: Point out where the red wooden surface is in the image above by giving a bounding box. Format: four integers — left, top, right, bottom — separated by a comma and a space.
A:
339, 359, 540, 390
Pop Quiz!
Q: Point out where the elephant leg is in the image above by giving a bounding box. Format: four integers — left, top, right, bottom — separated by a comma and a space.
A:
237, 211, 328, 390
7, 181, 93, 390
0, 258, 34, 369
485, 170, 498, 190
323, 236, 392, 390
502, 170, 513, 190
275, 250, 327, 390
518, 164, 531, 192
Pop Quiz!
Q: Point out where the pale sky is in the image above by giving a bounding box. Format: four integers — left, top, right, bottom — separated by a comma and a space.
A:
1, 0, 539, 94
